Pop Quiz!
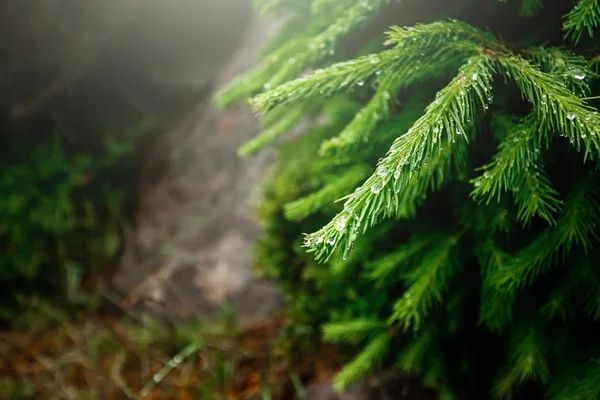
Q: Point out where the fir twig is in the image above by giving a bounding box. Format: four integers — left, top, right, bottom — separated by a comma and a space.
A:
322, 318, 387, 344
284, 164, 371, 220
563, 0, 600, 43
488, 176, 600, 293
332, 333, 389, 390
305, 55, 492, 261
471, 114, 562, 226
388, 234, 460, 331
493, 322, 550, 399
498, 53, 600, 158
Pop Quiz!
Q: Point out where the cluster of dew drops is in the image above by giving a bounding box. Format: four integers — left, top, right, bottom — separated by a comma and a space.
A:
558, 69, 600, 145
307, 52, 600, 252
309, 63, 498, 252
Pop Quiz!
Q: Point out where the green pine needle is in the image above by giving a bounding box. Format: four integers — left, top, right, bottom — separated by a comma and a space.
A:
550, 361, 600, 400
322, 318, 387, 344
388, 234, 460, 332
471, 114, 562, 226
284, 164, 372, 221
305, 55, 491, 261
396, 325, 436, 373
488, 176, 600, 293
332, 333, 390, 391
366, 235, 434, 285
563, 0, 600, 43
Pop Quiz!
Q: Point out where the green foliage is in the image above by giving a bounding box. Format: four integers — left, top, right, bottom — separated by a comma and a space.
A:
563, 0, 600, 43
0, 115, 156, 320
218, 0, 600, 398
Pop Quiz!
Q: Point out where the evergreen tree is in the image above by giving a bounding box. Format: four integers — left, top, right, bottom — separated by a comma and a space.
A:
217, 0, 600, 398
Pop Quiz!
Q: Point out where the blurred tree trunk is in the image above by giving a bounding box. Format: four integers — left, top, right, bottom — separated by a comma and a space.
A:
111, 14, 285, 323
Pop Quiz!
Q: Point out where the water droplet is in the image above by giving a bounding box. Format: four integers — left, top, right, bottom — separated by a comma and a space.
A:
326, 236, 336, 245
377, 165, 389, 178
567, 112, 577, 121
153, 375, 161, 383
433, 126, 440, 134
393, 168, 401, 180
173, 355, 183, 364
474, 180, 481, 187
573, 71, 586, 80
357, 81, 365, 86
335, 214, 350, 231
471, 72, 478, 81
404, 292, 411, 299
263, 83, 272, 90
371, 181, 383, 194
456, 127, 463, 135
288, 57, 296, 64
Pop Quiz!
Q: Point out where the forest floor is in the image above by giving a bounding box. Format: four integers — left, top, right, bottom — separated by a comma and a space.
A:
0, 301, 340, 400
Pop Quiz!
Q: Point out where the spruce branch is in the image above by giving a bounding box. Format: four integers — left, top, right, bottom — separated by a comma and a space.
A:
541, 286, 573, 322
498, 54, 600, 158
388, 234, 460, 332
470, 203, 515, 236
214, 47, 293, 107
318, 52, 461, 156
471, 114, 562, 226
322, 318, 387, 344
540, 260, 594, 321
304, 55, 492, 261
396, 325, 435, 373
217, 0, 389, 107
554, 176, 600, 253
318, 77, 404, 156
491, 228, 557, 293
488, 177, 600, 293
478, 241, 515, 331
493, 322, 550, 399
250, 50, 400, 115
284, 164, 372, 220
383, 20, 499, 50
563, 0, 600, 43
239, 105, 308, 156
551, 361, 600, 400
329, 222, 395, 275
366, 235, 433, 285
527, 47, 595, 96
332, 333, 390, 391
251, 20, 495, 117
